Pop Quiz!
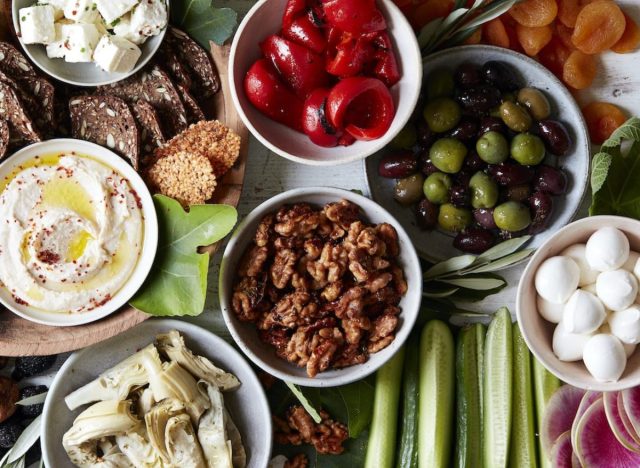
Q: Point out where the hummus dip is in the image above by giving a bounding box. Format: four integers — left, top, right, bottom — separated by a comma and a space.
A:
0, 153, 144, 313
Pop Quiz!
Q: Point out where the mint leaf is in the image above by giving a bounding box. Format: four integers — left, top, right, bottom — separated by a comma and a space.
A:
171, 0, 238, 47
590, 117, 640, 217
131, 195, 237, 316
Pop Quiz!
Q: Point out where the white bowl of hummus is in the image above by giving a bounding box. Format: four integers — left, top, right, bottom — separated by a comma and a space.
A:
0, 139, 158, 326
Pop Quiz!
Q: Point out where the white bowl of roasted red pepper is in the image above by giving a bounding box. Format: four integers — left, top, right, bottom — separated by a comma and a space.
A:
229, 0, 422, 166
366, 45, 591, 262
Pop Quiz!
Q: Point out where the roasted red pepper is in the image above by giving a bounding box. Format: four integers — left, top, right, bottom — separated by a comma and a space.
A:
283, 0, 307, 27
322, 0, 387, 34
282, 14, 327, 54
325, 29, 376, 77
326, 76, 395, 141
244, 58, 304, 132
371, 32, 400, 87
260, 35, 331, 98
302, 88, 342, 147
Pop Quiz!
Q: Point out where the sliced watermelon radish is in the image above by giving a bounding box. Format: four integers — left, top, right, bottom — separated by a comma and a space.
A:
618, 391, 640, 444
622, 387, 640, 441
571, 391, 601, 450
550, 431, 574, 468
541, 385, 586, 454
604, 392, 640, 452
575, 399, 640, 467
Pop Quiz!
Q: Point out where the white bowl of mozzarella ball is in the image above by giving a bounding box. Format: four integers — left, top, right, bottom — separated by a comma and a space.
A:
517, 216, 640, 391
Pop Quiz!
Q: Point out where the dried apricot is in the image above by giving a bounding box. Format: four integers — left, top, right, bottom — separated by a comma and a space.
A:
557, 0, 581, 28
572, 0, 625, 54
538, 37, 572, 76
509, 0, 558, 27
611, 12, 640, 53
555, 22, 575, 48
517, 24, 553, 56
412, 0, 454, 29
463, 27, 483, 45
483, 18, 511, 48
501, 14, 524, 52
582, 102, 628, 144
562, 50, 596, 89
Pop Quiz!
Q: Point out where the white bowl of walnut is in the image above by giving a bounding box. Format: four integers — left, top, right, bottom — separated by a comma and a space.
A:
219, 187, 422, 387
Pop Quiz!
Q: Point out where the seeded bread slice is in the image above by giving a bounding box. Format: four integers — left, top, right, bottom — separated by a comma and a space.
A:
0, 81, 41, 145
157, 42, 193, 90
69, 95, 140, 170
0, 119, 8, 161
167, 27, 219, 97
0, 71, 55, 138
132, 99, 165, 155
98, 65, 188, 138
177, 84, 205, 124
0, 42, 36, 79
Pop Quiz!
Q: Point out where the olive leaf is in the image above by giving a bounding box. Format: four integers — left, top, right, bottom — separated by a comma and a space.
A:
171, 0, 238, 47
285, 382, 322, 424
467, 249, 535, 273
472, 236, 531, 264
15, 391, 47, 406
439, 277, 506, 290
0, 415, 41, 467
424, 254, 477, 280
130, 195, 237, 317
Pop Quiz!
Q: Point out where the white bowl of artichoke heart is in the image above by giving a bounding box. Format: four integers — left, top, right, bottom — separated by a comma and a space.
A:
41, 320, 272, 468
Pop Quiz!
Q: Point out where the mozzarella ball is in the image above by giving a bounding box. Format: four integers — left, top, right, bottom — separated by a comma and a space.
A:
596, 269, 639, 311
609, 305, 640, 344
552, 321, 591, 362
537, 296, 565, 323
563, 290, 606, 334
535, 256, 580, 304
625, 343, 637, 358
586, 227, 630, 271
583, 334, 627, 382
623, 251, 640, 272
561, 244, 600, 286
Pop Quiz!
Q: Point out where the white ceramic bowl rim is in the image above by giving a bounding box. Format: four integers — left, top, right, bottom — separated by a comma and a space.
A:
41, 318, 273, 468
219, 186, 422, 387
0, 139, 158, 326
11, 0, 169, 87
228, 0, 423, 166
516, 215, 640, 391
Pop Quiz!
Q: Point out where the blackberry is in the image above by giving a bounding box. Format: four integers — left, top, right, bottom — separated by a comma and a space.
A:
18, 385, 48, 418
12, 355, 56, 380
0, 418, 22, 449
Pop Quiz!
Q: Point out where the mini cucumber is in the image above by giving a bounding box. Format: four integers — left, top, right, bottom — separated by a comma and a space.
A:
510, 323, 537, 468
418, 320, 455, 468
532, 355, 561, 468
454, 324, 485, 468
365, 346, 405, 468
483, 308, 513, 468
397, 334, 419, 468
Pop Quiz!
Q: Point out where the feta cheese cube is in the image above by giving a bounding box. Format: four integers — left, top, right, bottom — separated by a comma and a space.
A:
59, 23, 100, 62
130, 0, 167, 37
95, 0, 138, 25
19, 6, 57, 45
112, 14, 145, 45
63, 0, 100, 24
39, 0, 66, 20
93, 35, 141, 73
46, 24, 67, 58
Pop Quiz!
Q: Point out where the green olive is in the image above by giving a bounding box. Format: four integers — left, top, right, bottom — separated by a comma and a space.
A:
423, 98, 462, 133
511, 133, 546, 165
499, 101, 532, 132
502, 92, 517, 103
391, 123, 418, 149
427, 69, 455, 100
429, 138, 468, 174
423, 172, 453, 204
394, 173, 425, 205
438, 203, 472, 232
517, 87, 551, 121
476, 131, 509, 164
493, 201, 532, 232
469, 171, 499, 209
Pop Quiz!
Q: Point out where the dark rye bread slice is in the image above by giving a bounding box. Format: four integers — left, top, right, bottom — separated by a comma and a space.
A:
0, 71, 55, 137
69, 95, 140, 170
98, 65, 188, 138
167, 27, 219, 98
0, 81, 41, 145
0, 120, 8, 160
0, 42, 36, 79
156, 42, 192, 90
132, 99, 165, 155
177, 84, 205, 124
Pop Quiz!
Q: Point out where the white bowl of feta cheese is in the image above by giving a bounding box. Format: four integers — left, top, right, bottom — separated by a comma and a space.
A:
12, 0, 169, 86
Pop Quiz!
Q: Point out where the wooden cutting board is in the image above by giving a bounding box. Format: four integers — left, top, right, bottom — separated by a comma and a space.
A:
0, 2, 247, 355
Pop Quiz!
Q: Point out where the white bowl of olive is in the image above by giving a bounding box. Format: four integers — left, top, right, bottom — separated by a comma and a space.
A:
365, 45, 590, 263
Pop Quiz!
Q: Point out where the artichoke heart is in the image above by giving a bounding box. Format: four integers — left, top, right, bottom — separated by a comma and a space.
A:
166, 413, 207, 467
197, 381, 233, 468
224, 409, 247, 468
156, 331, 241, 391
116, 426, 164, 468
150, 362, 210, 423
145, 398, 186, 462
66, 345, 164, 410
